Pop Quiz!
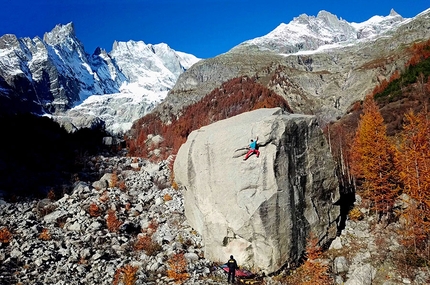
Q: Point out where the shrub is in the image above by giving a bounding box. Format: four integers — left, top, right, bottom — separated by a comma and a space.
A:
168, 160, 179, 191
110, 172, 118, 188
119, 180, 127, 192
147, 219, 158, 234
106, 209, 122, 232
133, 234, 162, 256
39, 228, 51, 241
163, 193, 173, 202
78, 256, 88, 265
349, 207, 364, 221
301, 235, 333, 285
0, 227, 12, 243
134, 219, 161, 255
88, 202, 101, 217
167, 253, 189, 283
113, 264, 139, 285
56, 216, 67, 229
171, 180, 179, 191
282, 233, 332, 285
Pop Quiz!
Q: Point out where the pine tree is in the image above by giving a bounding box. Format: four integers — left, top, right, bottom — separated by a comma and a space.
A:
350, 95, 399, 215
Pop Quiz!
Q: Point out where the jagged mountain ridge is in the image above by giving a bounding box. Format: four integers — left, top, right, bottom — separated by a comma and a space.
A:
0, 23, 122, 113
0, 22, 200, 134
155, 8, 430, 125
233, 9, 405, 54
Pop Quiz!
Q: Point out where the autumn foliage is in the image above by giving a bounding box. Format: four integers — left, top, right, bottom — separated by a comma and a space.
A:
301, 236, 333, 285
133, 234, 161, 256
110, 172, 118, 188
406, 39, 430, 67
126, 76, 291, 160
119, 180, 127, 192
326, 39, 430, 267
113, 264, 138, 285
88, 202, 101, 217
349, 95, 400, 215
106, 209, 123, 232
38, 228, 51, 241
395, 109, 430, 249
372, 39, 430, 104
163, 193, 173, 201
134, 219, 161, 256
99, 190, 110, 203
0, 227, 12, 243
282, 234, 332, 285
167, 252, 189, 283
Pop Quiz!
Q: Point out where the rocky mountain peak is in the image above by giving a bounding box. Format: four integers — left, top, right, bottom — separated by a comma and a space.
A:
0, 34, 20, 49
92, 46, 103, 56
389, 8, 399, 17
43, 22, 77, 46
316, 10, 351, 32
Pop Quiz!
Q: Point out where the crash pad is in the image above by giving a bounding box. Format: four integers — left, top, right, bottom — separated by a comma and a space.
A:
220, 264, 254, 278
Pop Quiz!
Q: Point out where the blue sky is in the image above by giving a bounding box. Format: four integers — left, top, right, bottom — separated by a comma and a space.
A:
1, 0, 428, 59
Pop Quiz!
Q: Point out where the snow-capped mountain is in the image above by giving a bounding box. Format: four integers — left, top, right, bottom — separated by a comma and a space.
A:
110, 40, 191, 101
62, 40, 200, 134
0, 23, 126, 114
232, 9, 405, 54
0, 22, 200, 134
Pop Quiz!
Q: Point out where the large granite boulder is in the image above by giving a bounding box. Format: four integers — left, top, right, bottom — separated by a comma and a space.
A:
174, 108, 340, 273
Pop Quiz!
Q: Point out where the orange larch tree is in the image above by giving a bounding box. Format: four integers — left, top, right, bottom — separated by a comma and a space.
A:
167, 252, 189, 283
396, 109, 430, 248
350, 95, 399, 215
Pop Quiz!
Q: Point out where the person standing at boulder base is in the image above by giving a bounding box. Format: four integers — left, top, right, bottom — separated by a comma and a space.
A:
244, 136, 259, 160
227, 255, 238, 283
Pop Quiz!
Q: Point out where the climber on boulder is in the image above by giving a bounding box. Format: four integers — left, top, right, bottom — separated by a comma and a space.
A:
243, 136, 259, 160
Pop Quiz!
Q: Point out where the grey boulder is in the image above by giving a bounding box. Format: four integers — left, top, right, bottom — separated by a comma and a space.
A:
174, 108, 340, 273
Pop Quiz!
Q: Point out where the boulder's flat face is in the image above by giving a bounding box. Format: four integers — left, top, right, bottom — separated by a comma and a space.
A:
174, 108, 340, 273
